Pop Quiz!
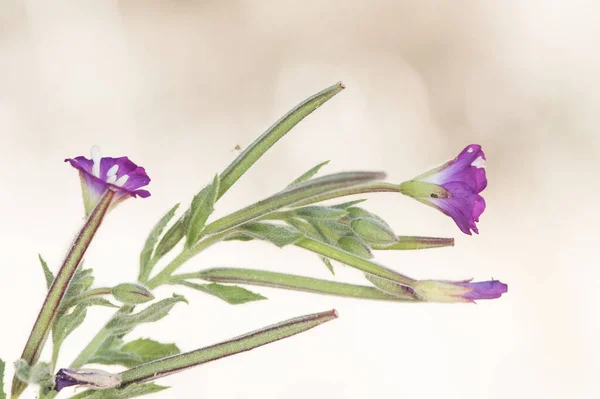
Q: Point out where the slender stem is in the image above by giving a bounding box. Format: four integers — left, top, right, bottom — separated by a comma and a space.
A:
185, 268, 416, 301
61, 287, 112, 310
218, 82, 345, 199
202, 172, 385, 236
371, 236, 454, 250
66, 305, 134, 371
146, 231, 232, 289
291, 181, 400, 207
11, 190, 115, 399
295, 237, 416, 286
119, 310, 338, 385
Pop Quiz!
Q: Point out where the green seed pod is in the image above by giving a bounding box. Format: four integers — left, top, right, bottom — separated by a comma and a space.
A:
337, 236, 373, 259
112, 283, 155, 305
350, 217, 397, 245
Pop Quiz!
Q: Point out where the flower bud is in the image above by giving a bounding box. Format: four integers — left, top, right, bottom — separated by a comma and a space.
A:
112, 283, 154, 305
413, 279, 508, 303
337, 236, 373, 259
55, 368, 122, 392
350, 217, 397, 245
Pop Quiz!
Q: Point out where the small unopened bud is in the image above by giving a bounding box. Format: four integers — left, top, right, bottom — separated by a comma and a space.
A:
55, 368, 122, 392
350, 217, 397, 245
337, 236, 373, 259
112, 283, 154, 305
413, 279, 508, 303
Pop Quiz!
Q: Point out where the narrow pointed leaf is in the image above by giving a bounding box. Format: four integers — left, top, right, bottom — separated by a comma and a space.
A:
320, 256, 335, 275
239, 222, 304, 248
288, 161, 330, 187
186, 175, 220, 248
218, 82, 345, 199
120, 340, 180, 365
106, 295, 188, 336
153, 219, 186, 261
118, 310, 338, 386
38, 255, 54, 289
53, 305, 87, 346
139, 203, 180, 282
202, 171, 385, 236
90, 339, 180, 368
295, 237, 415, 286
178, 281, 266, 305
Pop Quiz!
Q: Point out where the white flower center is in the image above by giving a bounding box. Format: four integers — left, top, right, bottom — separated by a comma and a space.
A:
91, 145, 102, 178
114, 174, 129, 187
471, 156, 486, 168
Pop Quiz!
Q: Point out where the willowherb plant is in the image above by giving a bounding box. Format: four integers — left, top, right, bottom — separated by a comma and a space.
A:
2, 82, 507, 399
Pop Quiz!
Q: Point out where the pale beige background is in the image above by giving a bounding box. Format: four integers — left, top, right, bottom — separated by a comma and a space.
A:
1, 1, 599, 398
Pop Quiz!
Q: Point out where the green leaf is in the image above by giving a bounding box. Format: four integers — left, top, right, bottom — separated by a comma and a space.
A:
288, 161, 330, 187
153, 218, 186, 261
120, 339, 180, 364
53, 305, 87, 346
86, 383, 169, 399
186, 174, 220, 248
239, 222, 304, 248
106, 295, 187, 335
0, 358, 6, 399
178, 281, 266, 305
139, 204, 180, 281
89, 339, 180, 368
203, 171, 386, 236
320, 257, 335, 275
38, 254, 54, 289
63, 269, 94, 302
218, 82, 345, 199
292, 206, 348, 220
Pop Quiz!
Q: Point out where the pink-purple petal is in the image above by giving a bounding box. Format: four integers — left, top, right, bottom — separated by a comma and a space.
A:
407, 144, 487, 234
458, 280, 508, 301
65, 152, 150, 211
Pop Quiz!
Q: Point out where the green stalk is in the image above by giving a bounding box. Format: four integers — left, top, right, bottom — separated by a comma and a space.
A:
202, 171, 385, 236
184, 268, 416, 301
118, 310, 338, 385
371, 236, 454, 250
146, 231, 232, 289
218, 82, 345, 199
292, 181, 400, 206
295, 237, 416, 286
11, 190, 115, 399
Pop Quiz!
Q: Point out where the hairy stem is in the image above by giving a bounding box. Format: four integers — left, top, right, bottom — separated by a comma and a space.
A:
118, 310, 338, 385
185, 268, 416, 301
11, 190, 114, 399
295, 237, 416, 286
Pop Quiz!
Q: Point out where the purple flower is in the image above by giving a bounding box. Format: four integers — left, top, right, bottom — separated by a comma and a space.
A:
55, 368, 122, 392
399, 144, 487, 235
66, 146, 150, 215
413, 279, 507, 303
